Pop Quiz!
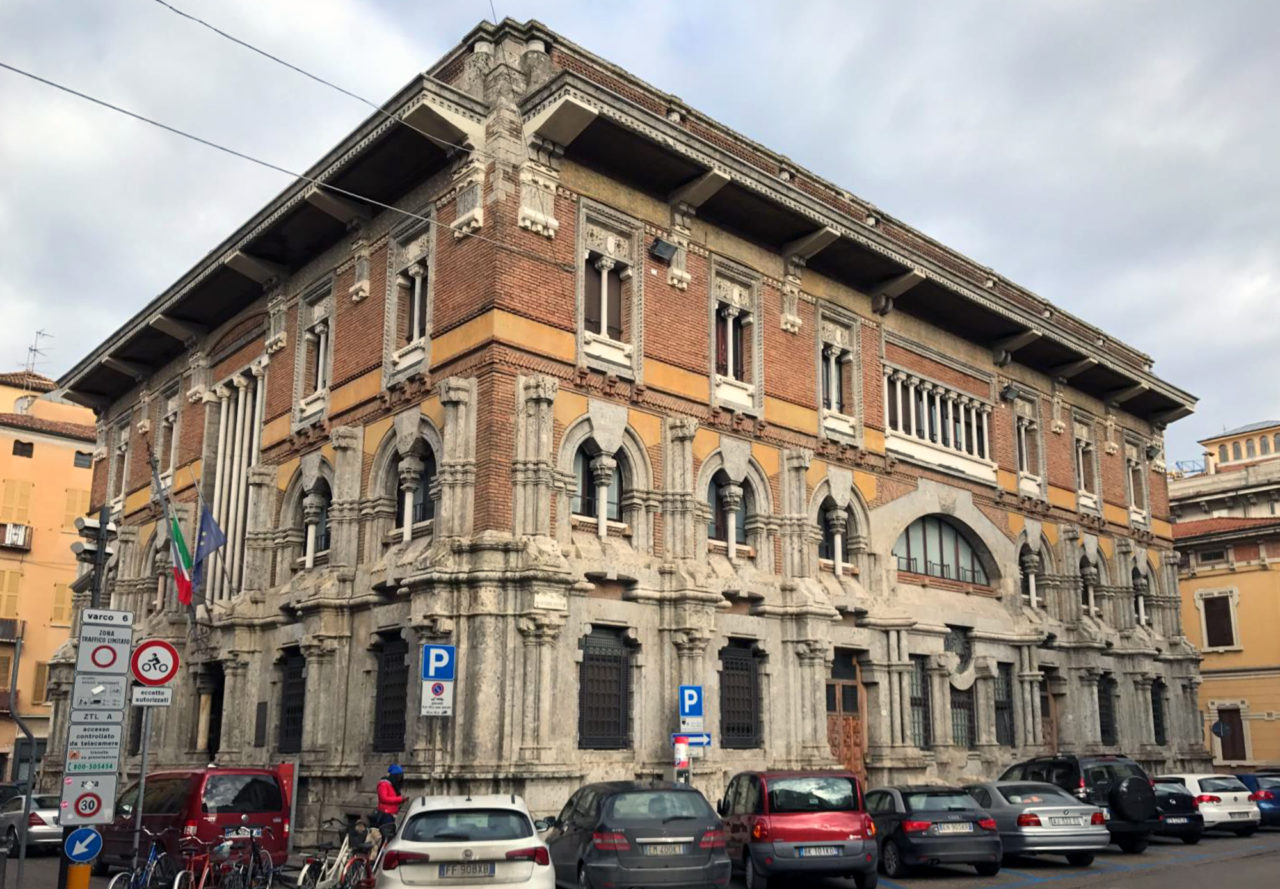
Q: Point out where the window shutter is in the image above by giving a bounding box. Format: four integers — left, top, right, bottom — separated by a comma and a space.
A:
1098, 675, 1118, 745
1204, 597, 1235, 647
32, 663, 49, 703
584, 258, 602, 334
51, 584, 71, 624
0, 654, 11, 687
0, 572, 18, 619
606, 269, 623, 341
1219, 707, 1246, 760
2, 481, 32, 523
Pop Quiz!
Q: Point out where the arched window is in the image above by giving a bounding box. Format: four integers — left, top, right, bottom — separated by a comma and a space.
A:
1080, 555, 1099, 616
1132, 566, 1149, 625
818, 498, 854, 564
392, 448, 437, 528
1262, 437, 1272, 456
1019, 544, 1043, 607
1247, 439, 1257, 458
707, 471, 750, 546
1218, 444, 1228, 463
892, 515, 989, 585
572, 442, 623, 522
298, 477, 331, 566
1232, 441, 1243, 461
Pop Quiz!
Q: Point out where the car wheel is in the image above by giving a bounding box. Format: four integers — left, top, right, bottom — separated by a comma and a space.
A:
744, 854, 769, 889
975, 862, 1001, 877
1234, 826, 1258, 838
1065, 852, 1094, 867
880, 840, 906, 879
1116, 835, 1148, 854
853, 869, 879, 889
5, 827, 17, 857
1181, 833, 1202, 845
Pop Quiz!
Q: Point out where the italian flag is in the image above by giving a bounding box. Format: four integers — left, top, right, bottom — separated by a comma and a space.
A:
169, 515, 194, 606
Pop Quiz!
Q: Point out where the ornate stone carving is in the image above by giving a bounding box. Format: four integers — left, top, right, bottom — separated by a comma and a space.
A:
452, 163, 484, 239
186, 350, 210, 403
349, 235, 370, 302
780, 256, 804, 333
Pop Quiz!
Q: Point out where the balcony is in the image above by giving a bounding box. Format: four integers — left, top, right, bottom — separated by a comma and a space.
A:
0, 619, 22, 643
884, 369, 997, 484
0, 689, 16, 714
0, 522, 31, 551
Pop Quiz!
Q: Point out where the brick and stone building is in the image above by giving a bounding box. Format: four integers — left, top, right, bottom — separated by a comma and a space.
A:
47, 19, 1207, 825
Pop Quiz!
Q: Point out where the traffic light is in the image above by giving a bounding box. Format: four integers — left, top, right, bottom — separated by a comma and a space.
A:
71, 515, 117, 564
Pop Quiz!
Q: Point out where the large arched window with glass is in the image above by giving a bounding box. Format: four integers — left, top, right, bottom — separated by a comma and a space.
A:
297, 477, 332, 568
707, 470, 750, 547
818, 498, 855, 571
572, 442, 623, 523
392, 448, 437, 530
892, 515, 990, 585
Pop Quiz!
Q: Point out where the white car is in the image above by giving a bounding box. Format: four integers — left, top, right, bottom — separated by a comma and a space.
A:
375, 794, 554, 889
1153, 774, 1260, 836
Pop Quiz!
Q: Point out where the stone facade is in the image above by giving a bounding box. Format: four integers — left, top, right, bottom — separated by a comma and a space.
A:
47, 20, 1208, 829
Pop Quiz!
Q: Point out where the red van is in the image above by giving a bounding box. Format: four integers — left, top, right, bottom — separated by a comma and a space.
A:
718, 770, 877, 889
95, 767, 290, 874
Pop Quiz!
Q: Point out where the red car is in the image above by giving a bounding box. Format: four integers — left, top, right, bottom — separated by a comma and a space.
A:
95, 766, 291, 875
718, 770, 877, 889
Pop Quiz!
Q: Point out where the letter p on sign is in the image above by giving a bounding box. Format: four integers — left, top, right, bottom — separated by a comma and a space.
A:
421, 644, 456, 681
679, 685, 703, 718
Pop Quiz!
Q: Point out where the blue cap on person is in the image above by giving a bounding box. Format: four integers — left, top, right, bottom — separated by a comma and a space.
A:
388, 764, 404, 775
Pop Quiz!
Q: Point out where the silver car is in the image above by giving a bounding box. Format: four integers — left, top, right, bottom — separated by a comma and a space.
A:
964, 781, 1109, 867
0, 793, 62, 855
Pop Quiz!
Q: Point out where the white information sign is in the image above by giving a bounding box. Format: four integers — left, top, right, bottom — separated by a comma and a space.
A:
131, 686, 174, 707
81, 608, 134, 627
70, 709, 125, 725
74, 625, 134, 676
70, 675, 128, 710
421, 679, 455, 717
58, 774, 119, 826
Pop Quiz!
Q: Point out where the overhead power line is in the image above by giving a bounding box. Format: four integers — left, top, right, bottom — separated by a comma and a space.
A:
0, 58, 518, 255
148, 0, 493, 162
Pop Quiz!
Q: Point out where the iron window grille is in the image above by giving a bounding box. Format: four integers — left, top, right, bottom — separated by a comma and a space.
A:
578, 627, 632, 749
1098, 674, 1118, 746
995, 662, 1016, 747
950, 686, 976, 749
1151, 679, 1168, 746
373, 635, 409, 752
720, 640, 764, 748
909, 655, 933, 750
278, 649, 306, 754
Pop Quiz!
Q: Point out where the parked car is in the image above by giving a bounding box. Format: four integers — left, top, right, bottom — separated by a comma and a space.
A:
541, 781, 730, 889
1152, 774, 1260, 836
0, 783, 28, 808
718, 770, 877, 889
1000, 754, 1158, 853
1235, 773, 1280, 827
96, 766, 290, 875
1153, 782, 1204, 844
865, 785, 1001, 879
963, 780, 1107, 866
0, 793, 61, 855
375, 794, 552, 889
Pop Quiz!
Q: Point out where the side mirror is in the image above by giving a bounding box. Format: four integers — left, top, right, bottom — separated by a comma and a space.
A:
716, 800, 727, 817
534, 818, 550, 831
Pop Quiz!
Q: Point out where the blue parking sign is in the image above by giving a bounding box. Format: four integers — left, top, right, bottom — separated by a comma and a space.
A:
679, 685, 703, 718
421, 644, 456, 681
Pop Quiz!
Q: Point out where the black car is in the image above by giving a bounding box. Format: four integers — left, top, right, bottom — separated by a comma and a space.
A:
865, 785, 1001, 879
1000, 754, 1158, 853
541, 781, 732, 889
1153, 782, 1204, 844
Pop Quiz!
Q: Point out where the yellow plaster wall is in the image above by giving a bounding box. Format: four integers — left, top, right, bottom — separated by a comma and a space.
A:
329, 368, 382, 417
806, 458, 828, 494
364, 416, 393, 456
997, 469, 1018, 493
692, 429, 719, 464
1103, 503, 1129, 527
1007, 512, 1025, 539
422, 395, 444, 431
645, 360, 709, 404
1181, 568, 1280, 670
554, 390, 589, 432
1047, 486, 1076, 511
854, 470, 877, 505
862, 427, 885, 455
276, 457, 300, 491
751, 443, 780, 479
628, 408, 663, 448
763, 397, 818, 435
261, 414, 290, 449
1150, 518, 1173, 540
433, 309, 576, 368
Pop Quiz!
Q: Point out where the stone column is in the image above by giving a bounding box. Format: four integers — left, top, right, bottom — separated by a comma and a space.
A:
397, 454, 425, 544
928, 654, 953, 748
437, 377, 478, 538
517, 613, 564, 763
194, 666, 218, 754
217, 654, 252, 760
328, 426, 362, 566
590, 454, 618, 539
1076, 668, 1102, 747
1130, 674, 1154, 747
302, 490, 325, 569
973, 658, 997, 751
242, 465, 277, 590
1020, 551, 1041, 609
513, 374, 558, 537
780, 448, 813, 579
1080, 564, 1099, 620
825, 506, 846, 576
720, 482, 744, 562
662, 418, 698, 560
300, 638, 342, 758
797, 639, 833, 762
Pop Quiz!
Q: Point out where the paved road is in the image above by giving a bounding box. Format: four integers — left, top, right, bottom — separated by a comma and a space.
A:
13, 828, 1280, 887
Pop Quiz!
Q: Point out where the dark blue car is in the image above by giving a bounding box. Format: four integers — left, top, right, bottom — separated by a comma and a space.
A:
1235, 774, 1280, 827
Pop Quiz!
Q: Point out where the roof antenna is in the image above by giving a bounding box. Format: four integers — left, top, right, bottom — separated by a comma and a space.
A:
487, 0, 498, 24
21, 329, 51, 387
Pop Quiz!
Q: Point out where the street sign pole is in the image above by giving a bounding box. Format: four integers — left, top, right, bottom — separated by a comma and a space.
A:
131, 707, 151, 871
8, 638, 36, 889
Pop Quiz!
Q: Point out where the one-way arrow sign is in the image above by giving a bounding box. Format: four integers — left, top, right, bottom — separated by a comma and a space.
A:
670, 732, 712, 747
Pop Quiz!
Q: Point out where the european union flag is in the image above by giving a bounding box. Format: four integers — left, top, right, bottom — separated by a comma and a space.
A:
191, 505, 226, 590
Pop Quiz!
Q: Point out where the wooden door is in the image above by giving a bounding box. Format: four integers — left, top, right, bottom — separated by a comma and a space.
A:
1040, 673, 1059, 753
1219, 708, 1246, 761
826, 650, 866, 783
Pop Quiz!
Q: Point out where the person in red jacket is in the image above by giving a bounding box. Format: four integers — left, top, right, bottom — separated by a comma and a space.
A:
372, 764, 406, 837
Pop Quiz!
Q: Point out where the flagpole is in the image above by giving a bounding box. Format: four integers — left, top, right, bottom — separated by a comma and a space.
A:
183, 462, 235, 602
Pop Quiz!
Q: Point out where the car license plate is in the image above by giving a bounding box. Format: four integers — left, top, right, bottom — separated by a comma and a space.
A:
1165, 817, 1188, 825
799, 846, 839, 857
936, 822, 974, 834
642, 843, 687, 856
223, 827, 262, 838
440, 862, 496, 878
1230, 812, 1250, 819
1050, 817, 1081, 826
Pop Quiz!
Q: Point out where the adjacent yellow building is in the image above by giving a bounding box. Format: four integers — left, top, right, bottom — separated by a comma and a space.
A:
1172, 422, 1280, 768
0, 371, 95, 784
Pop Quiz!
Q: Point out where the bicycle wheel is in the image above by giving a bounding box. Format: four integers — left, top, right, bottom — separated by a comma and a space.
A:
172, 870, 195, 889
340, 857, 369, 889
247, 845, 274, 888
221, 869, 247, 889
149, 853, 180, 889
107, 872, 134, 889
296, 861, 317, 889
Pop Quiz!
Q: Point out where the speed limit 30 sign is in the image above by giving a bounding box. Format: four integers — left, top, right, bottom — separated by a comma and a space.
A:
130, 639, 180, 686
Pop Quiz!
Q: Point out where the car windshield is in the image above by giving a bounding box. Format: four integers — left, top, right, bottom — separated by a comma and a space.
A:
766, 777, 858, 813
904, 792, 976, 812
401, 809, 533, 843
202, 775, 283, 814
998, 784, 1073, 806
1156, 783, 1190, 795
1257, 777, 1280, 790
607, 791, 713, 822
1201, 777, 1248, 793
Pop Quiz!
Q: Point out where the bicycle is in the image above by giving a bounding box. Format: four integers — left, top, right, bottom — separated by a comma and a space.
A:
107, 827, 179, 889
296, 817, 376, 889
225, 819, 277, 889
171, 834, 239, 889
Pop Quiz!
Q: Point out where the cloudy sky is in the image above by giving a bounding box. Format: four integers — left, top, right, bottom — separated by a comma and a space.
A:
2, 0, 1277, 462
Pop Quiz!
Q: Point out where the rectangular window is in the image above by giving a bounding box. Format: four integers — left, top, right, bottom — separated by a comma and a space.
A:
278, 648, 306, 754
1199, 548, 1227, 565
0, 480, 33, 524
1098, 675, 1118, 746
373, 635, 408, 753
995, 662, 1016, 747
578, 627, 631, 749
12, 441, 33, 458
0, 571, 19, 619
1075, 423, 1097, 497
1016, 418, 1039, 476
582, 251, 628, 342
51, 584, 72, 625
63, 489, 90, 530
1151, 682, 1167, 746
1203, 595, 1236, 647
112, 421, 130, 503
720, 640, 763, 749
0, 654, 11, 686
74, 451, 92, 469
31, 662, 49, 704
909, 655, 933, 750
159, 385, 181, 476
951, 686, 976, 749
